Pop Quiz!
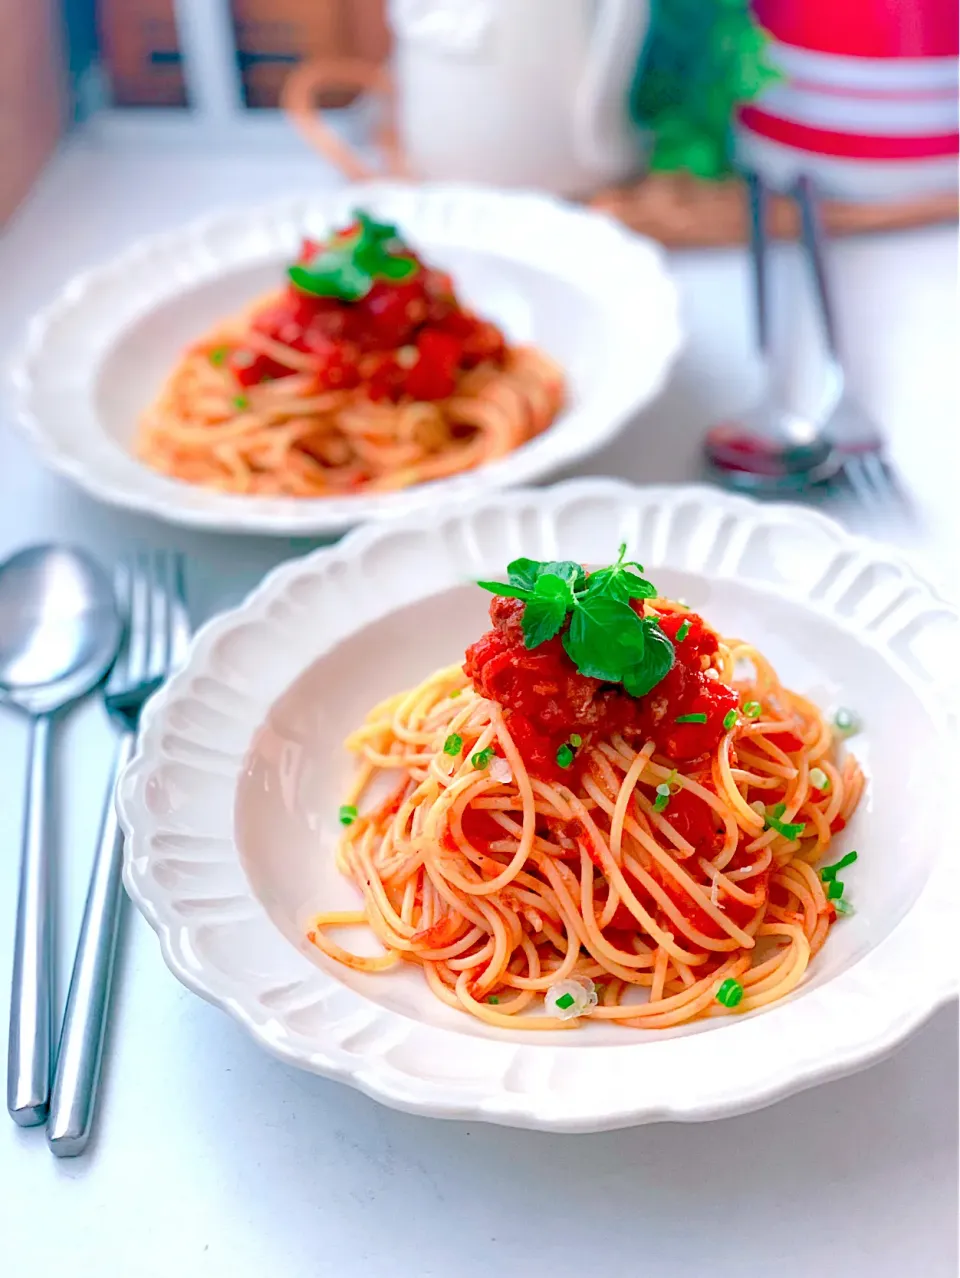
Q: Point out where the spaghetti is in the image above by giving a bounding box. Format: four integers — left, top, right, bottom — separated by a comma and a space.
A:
310, 550, 864, 1030
137, 209, 565, 497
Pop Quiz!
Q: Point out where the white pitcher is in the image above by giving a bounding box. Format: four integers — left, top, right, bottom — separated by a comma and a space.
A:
283, 0, 649, 197
389, 0, 649, 195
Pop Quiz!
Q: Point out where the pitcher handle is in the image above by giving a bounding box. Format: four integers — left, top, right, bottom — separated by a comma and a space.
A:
281, 58, 406, 181
573, 0, 648, 173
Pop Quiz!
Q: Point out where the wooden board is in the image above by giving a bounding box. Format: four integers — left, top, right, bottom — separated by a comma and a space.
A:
589, 171, 959, 246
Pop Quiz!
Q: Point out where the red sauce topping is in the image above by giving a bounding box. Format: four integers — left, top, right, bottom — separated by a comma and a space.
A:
463, 596, 737, 780
231, 235, 505, 400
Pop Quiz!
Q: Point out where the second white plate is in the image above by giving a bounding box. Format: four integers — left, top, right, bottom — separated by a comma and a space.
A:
10, 183, 681, 536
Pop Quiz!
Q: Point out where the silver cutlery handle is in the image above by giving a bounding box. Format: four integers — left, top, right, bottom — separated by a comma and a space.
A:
795, 174, 842, 364
7, 714, 54, 1125
47, 730, 135, 1156
746, 169, 771, 356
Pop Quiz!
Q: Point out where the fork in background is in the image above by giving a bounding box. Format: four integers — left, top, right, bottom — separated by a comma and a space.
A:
46, 551, 190, 1157
794, 174, 913, 515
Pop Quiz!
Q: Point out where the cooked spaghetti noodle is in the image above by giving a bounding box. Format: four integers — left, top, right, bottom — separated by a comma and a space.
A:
310, 558, 864, 1030
137, 211, 565, 497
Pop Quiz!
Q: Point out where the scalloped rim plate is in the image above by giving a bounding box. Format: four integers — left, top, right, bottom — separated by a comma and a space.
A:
117, 481, 959, 1130
8, 183, 681, 536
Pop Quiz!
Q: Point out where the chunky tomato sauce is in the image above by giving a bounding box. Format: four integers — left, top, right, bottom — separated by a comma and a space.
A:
229, 232, 505, 401
464, 596, 737, 783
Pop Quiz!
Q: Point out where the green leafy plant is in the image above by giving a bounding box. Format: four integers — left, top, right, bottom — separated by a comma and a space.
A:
630, 0, 781, 180
477, 545, 675, 698
288, 209, 419, 301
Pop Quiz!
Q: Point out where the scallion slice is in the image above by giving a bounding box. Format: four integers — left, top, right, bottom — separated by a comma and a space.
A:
338, 804, 358, 826
809, 767, 830, 792
723, 709, 737, 730
443, 733, 463, 757
715, 978, 744, 1008
820, 850, 858, 881
675, 712, 707, 725
833, 706, 860, 737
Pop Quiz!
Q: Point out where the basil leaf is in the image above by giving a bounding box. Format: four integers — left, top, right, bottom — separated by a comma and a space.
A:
589, 566, 659, 604
533, 572, 575, 604
538, 561, 587, 592
354, 209, 401, 245
374, 254, 419, 281
622, 621, 675, 696
288, 260, 372, 302
476, 580, 531, 601
522, 594, 568, 649
562, 596, 647, 680
506, 557, 546, 592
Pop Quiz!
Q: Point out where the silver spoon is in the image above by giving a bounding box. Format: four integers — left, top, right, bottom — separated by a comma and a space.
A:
0, 546, 121, 1126
703, 169, 840, 491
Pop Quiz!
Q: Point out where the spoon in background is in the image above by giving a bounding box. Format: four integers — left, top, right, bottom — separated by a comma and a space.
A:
0, 546, 121, 1126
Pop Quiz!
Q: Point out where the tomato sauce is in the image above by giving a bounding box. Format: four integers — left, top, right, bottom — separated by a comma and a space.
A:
229, 232, 506, 401
464, 596, 737, 781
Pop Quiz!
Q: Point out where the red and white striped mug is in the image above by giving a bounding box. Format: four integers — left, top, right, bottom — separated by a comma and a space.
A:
737, 0, 959, 198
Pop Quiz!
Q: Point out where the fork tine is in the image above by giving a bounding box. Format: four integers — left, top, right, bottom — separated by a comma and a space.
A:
147, 551, 171, 683
167, 552, 190, 672
111, 560, 131, 684
125, 552, 152, 687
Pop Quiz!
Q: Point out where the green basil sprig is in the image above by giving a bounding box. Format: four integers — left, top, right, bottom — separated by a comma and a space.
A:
477, 544, 674, 698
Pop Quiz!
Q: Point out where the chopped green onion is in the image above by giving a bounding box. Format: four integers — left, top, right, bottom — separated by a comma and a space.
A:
338, 804, 358, 826
556, 744, 575, 769
743, 701, 762, 718
653, 783, 670, 813
715, 977, 744, 1008
764, 802, 806, 841
471, 747, 495, 769
555, 992, 575, 1010
723, 709, 737, 730
826, 879, 845, 900
675, 712, 707, 724
809, 767, 830, 793
676, 619, 691, 642
232, 394, 249, 410
443, 734, 463, 757
487, 996, 500, 1005
833, 897, 854, 916
569, 733, 582, 748
208, 346, 229, 366
820, 850, 858, 881
833, 706, 860, 737
449, 688, 462, 698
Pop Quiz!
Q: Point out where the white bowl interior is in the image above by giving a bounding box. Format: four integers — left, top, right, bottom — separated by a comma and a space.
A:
94, 245, 605, 454
235, 568, 944, 1047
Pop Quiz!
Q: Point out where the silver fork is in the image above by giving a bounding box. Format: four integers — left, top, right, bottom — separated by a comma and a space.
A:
794, 174, 912, 514
46, 551, 189, 1157
703, 170, 840, 490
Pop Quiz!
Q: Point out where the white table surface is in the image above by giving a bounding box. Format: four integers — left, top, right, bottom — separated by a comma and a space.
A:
1, 131, 957, 1278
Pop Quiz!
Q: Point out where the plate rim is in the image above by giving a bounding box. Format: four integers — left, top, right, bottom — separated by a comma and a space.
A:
7, 181, 682, 536
117, 479, 960, 1131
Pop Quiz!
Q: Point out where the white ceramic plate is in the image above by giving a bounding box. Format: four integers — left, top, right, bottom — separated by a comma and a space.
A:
117, 481, 959, 1131
9, 184, 681, 536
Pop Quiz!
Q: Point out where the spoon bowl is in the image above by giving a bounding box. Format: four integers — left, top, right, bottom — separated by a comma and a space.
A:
0, 546, 122, 717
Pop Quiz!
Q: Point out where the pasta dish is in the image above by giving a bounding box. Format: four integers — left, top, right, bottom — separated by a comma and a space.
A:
138, 210, 565, 497
310, 548, 864, 1030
